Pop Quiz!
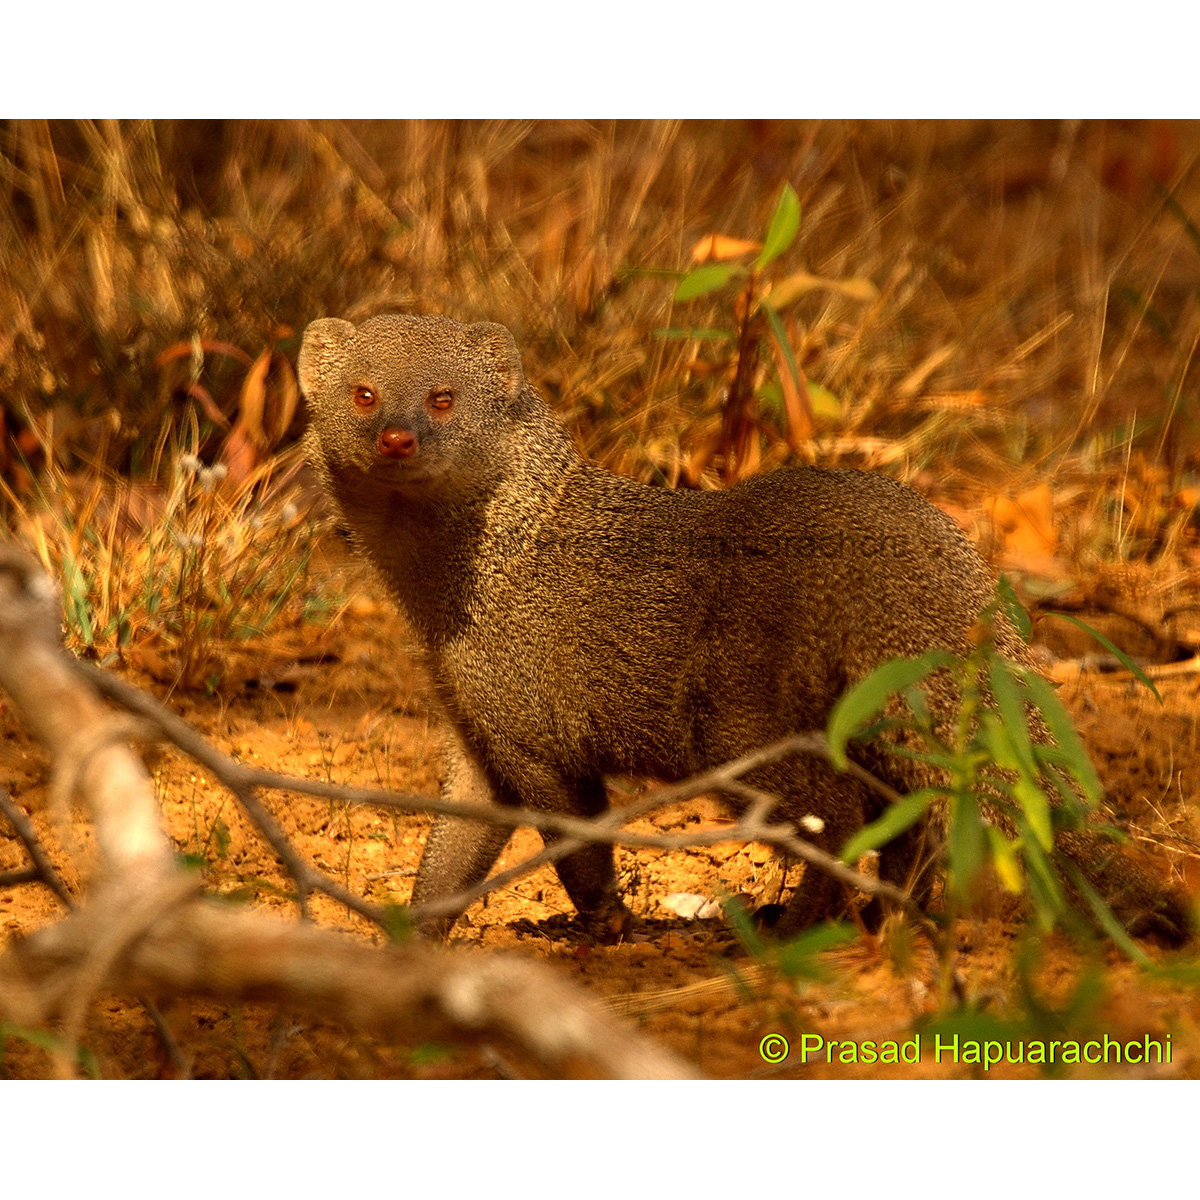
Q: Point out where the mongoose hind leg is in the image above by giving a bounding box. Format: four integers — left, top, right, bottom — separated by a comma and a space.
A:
762, 763, 867, 939
551, 842, 633, 943
535, 776, 632, 944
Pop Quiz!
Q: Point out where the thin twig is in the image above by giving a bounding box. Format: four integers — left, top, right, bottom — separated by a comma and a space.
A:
0, 868, 42, 888
72, 659, 932, 934
0, 785, 73, 907
139, 996, 191, 1078
77, 661, 857, 841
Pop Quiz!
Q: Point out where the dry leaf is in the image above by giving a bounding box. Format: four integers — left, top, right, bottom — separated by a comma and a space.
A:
177, 381, 230, 429
767, 271, 879, 310
154, 338, 253, 367
237, 349, 272, 450
268, 354, 301, 444
768, 332, 814, 447
898, 345, 956, 399
985, 484, 1072, 580
917, 390, 989, 411
986, 484, 1057, 557
691, 233, 762, 263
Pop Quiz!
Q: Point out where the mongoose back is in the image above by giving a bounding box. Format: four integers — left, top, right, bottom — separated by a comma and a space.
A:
299, 312, 1190, 944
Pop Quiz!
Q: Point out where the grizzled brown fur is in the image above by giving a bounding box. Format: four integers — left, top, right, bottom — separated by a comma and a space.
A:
299, 312, 1191, 944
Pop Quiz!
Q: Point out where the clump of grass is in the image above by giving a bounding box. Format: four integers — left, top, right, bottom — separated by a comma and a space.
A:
3, 433, 322, 687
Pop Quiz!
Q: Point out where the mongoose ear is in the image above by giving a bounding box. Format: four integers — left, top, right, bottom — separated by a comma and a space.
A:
466, 322, 523, 400
298, 318, 356, 399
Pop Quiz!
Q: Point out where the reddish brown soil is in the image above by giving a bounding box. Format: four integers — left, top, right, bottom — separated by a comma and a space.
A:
2, 541, 1199, 1079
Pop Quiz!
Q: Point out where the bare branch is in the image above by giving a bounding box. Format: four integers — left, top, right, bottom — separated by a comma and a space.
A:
0, 785, 74, 907
76, 659, 851, 843
0, 893, 698, 1078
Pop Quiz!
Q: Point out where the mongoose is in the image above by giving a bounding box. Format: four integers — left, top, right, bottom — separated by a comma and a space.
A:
299, 312, 1191, 945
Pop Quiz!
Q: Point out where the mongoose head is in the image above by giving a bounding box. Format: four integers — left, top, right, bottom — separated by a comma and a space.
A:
299, 313, 527, 491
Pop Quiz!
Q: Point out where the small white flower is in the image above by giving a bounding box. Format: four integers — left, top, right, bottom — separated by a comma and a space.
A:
177, 453, 201, 475
800, 814, 825, 835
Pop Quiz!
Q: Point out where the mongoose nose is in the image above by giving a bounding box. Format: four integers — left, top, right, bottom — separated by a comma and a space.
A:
378, 426, 418, 459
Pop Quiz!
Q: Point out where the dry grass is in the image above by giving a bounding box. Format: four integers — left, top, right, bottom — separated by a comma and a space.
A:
1, 439, 321, 685
2, 119, 1200, 655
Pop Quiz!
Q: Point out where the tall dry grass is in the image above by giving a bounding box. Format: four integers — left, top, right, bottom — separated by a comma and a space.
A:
2, 119, 1199, 669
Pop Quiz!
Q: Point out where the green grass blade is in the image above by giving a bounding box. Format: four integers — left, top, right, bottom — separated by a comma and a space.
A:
1044, 611, 1162, 703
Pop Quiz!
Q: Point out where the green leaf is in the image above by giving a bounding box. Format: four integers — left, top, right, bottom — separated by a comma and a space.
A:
839, 790, 936, 863
806, 382, 842, 420
673, 262, 746, 301
1039, 761, 1086, 821
721, 892, 769, 962
1022, 839, 1068, 930
982, 661, 1054, 851
382, 903, 415, 943
980, 714, 1048, 849
826, 650, 954, 769
996, 574, 1032, 641
986, 826, 1024, 893
1013, 775, 1054, 853
903, 683, 931, 727
773, 921, 858, 981
947, 789, 986, 901
210, 816, 231, 861
986, 658, 1037, 777
756, 183, 801, 270
1045, 611, 1162, 703
757, 380, 784, 416
1022, 673, 1103, 805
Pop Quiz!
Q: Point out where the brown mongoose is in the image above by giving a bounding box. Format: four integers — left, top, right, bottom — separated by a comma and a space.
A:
298, 312, 1191, 945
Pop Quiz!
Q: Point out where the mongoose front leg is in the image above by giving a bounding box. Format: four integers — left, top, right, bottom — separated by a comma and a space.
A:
409, 735, 510, 938
511, 773, 633, 944
549, 841, 633, 944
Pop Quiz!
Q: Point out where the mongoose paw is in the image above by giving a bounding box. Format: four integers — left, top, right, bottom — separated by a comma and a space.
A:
1121, 891, 1194, 947
580, 904, 635, 945
750, 902, 787, 931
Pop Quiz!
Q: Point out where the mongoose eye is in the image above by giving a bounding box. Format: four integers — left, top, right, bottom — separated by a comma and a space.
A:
353, 386, 377, 410
428, 389, 454, 412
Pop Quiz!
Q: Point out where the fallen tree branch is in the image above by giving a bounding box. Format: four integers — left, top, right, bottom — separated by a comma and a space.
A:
0, 884, 696, 1079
